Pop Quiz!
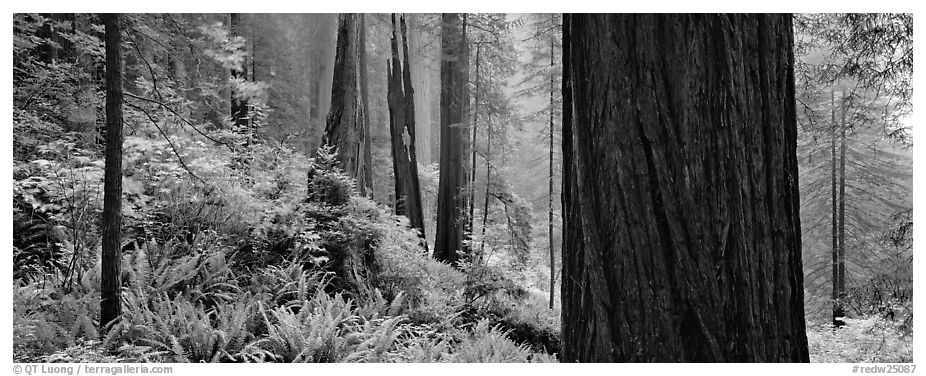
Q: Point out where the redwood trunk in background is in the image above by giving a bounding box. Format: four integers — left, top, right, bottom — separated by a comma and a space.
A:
408, 14, 433, 167
100, 13, 124, 331
229, 13, 249, 128
322, 13, 368, 192
387, 15, 428, 249
359, 14, 374, 197
316, 15, 337, 126
560, 14, 809, 362
434, 13, 470, 264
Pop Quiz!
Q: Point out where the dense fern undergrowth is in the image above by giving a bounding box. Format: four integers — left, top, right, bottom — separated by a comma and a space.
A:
13, 110, 563, 363
12, 112, 911, 363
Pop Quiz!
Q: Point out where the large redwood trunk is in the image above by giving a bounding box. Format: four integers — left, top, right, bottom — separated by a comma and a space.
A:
321, 14, 368, 191
560, 14, 809, 362
433, 13, 470, 263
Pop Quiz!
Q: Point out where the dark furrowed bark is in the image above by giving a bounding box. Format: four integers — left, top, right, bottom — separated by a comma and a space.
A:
434, 13, 470, 264
100, 12, 124, 332
561, 14, 809, 362
321, 14, 368, 190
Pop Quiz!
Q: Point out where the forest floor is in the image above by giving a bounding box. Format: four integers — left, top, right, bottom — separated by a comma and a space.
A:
806, 317, 912, 363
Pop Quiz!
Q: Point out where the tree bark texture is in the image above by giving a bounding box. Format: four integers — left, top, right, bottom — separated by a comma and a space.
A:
101, 13, 124, 331
322, 13, 369, 192
434, 13, 470, 264
387, 14, 428, 249
560, 14, 809, 362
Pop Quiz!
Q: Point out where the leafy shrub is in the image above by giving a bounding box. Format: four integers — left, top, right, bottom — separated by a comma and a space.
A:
390, 321, 457, 362
121, 238, 240, 310
13, 140, 104, 288
307, 146, 355, 206
243, 288, 405, 363
13, 281, 99, 361
246, 262, 329, 310
451, 320, 555, 363
107, 288, 240, 362
233, 203, 325, 275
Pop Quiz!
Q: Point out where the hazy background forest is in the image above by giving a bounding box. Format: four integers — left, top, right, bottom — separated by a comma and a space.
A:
11, 13, 912, 363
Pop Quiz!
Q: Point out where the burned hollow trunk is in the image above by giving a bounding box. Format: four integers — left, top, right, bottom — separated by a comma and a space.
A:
386, 14, 428, 249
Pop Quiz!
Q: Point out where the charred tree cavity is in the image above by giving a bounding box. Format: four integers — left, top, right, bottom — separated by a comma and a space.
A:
561, 14, 809, 362
386, 14, 428, 251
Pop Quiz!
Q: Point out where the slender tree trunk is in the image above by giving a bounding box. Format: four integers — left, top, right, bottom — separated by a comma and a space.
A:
561, 14, 809, 362
548, 16, 557, 309
229, 13, 249, 129
470, 44, 481, 250
100, 13, 123, 332
479, 87, 492, 258
830, 90, 843, 326
251, 21, 257, 83
321, 14, 368, 189
360, 14, 374, 197
477, 45, 491, 257
837, 90, 848, 319
434, 13, 470, 263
